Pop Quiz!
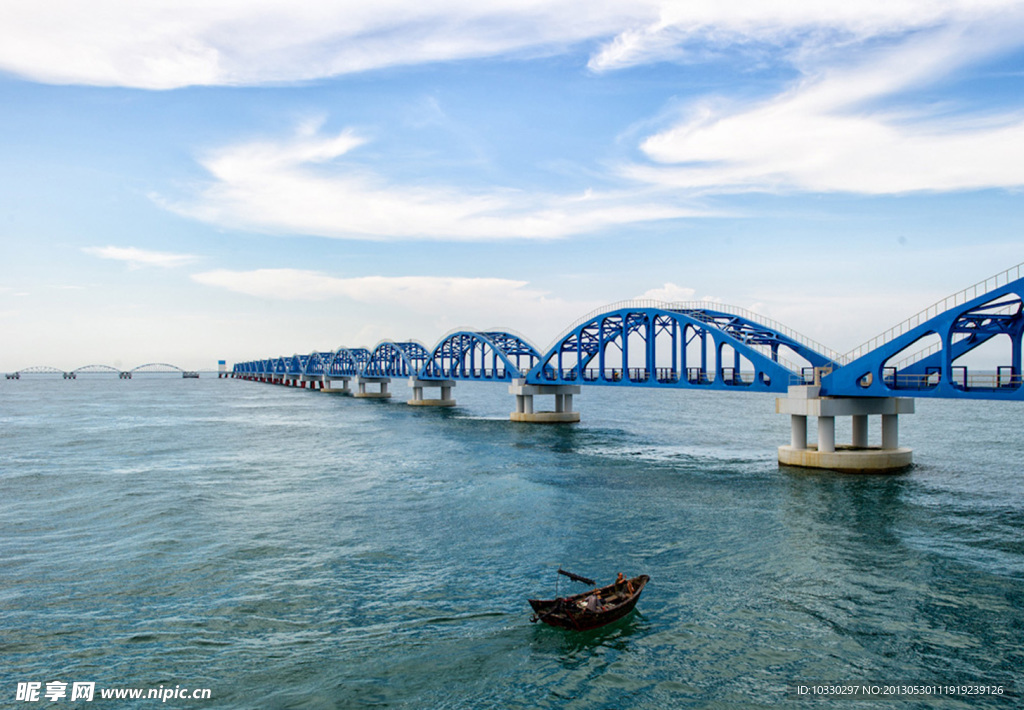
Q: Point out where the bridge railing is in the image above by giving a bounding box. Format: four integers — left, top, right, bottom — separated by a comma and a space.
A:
554, 367, 757, 386
845, 261, 1024, 363
869, 367, 1021, 391
433, 367, 510, 379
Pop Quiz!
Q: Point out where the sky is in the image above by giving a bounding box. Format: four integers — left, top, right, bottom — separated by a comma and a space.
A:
1, 0, 1023, 371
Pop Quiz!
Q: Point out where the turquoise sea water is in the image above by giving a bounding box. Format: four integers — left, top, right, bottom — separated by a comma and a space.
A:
2, 377, 1022, 708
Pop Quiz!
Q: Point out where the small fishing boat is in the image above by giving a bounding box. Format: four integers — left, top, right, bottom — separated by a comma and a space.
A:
529, 569, 650, 631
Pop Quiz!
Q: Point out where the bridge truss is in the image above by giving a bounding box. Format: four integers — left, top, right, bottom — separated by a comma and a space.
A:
225, 261, 1024, 403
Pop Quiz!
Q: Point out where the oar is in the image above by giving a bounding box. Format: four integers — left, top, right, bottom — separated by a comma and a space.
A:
557, 568, 595, 586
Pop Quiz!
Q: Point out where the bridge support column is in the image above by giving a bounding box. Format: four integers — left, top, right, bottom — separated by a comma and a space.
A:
300, 376, 321, 390
354, 376, 392, 399
817, 416, 835, 453
791, 415, 807, 449
407, 378, 456, 406
852, 414, 869, 448
321, 376, 352, 395
508, 379, 581, 423
777, 385, 914, 473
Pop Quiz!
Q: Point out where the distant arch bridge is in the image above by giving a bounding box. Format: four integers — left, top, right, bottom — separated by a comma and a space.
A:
5, 363, 201, 379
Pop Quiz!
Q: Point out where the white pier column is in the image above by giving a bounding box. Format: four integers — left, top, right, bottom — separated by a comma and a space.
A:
852, 415, 869, 448
321, 376, 352, 395
776, 385, 914, 473
353, 376, 392, 399
817, 416, 836, 453
882, 414, 899, 450
791, 415, 807, 450
407, 378, 456, 407
508, 379, 580, 423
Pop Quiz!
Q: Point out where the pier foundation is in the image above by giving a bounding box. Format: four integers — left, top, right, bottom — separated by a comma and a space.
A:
508, 379, 581, 423
321, 376, 352, 395
407, 378, 456, 406
777, 385, 914, 473
354, 376, 392, 399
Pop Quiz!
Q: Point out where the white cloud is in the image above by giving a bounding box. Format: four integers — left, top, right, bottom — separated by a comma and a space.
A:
0, 1, 652, 89
191, 267, 597, 346
191, 268, 536, 305
83, 245, 199, 268
586, 0, 1015, 72
626, 11, 1024, 194
162, 125, 700, 241
636, 283, 697, 301
5, 1, 1020, 89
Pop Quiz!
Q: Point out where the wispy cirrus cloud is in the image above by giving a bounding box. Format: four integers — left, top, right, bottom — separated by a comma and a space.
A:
0, 0, 646, 89
83, 245, 199, 268
161, 122, 702, 241
623, 9, 1024, 195
586, 0, 1013, 72
192, 268, 537, 305
4, 1, 1018, 89
190, 268, 596, 340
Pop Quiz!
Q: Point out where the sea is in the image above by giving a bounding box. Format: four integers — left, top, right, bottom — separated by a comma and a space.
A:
2, 376, 1022, 709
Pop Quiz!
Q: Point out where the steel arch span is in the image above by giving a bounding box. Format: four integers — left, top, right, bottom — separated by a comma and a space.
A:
525, 306, 832, 392
130, 363, 187, 373
323, 347, 371, 377
270, 357, 287, 375
9, 366, 67, 377
826, 265, 1024, 400
421, 331, 541, 382
302, 351, 335, 377
72, 364, 122, 375
364, 341, 430, 378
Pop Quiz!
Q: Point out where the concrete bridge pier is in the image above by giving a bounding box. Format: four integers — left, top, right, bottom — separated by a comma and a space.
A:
407, 378, 456, 406
777, 385, 914, 473
354, 376, 392, 399
321, 376, 352, 395
509, 379, 581, 423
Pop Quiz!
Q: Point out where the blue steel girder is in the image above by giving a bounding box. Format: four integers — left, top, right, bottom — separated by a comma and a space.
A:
675, 308, 838, 371
825, 283, 1024, 399
324, 347, 371, 378
302, 351, 334, 376
280, 355, 302, 376
364, 341, 430, 378
525, 307, 797, 391
420, 331, 541, 381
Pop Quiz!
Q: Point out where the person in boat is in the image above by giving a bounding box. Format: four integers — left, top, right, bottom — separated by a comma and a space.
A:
584, 593, 603, 612
615, 572, 635, 595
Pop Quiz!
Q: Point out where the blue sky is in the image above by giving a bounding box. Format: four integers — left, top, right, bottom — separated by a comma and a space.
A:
2, 1, 1023, 370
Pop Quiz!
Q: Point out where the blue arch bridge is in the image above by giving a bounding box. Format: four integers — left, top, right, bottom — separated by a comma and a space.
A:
232, 263, 1024, 473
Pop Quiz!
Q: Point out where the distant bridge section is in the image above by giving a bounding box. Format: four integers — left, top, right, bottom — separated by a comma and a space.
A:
5, 362, 203, 379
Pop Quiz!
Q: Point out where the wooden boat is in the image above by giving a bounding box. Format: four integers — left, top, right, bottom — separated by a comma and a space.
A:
529, 573, 650, 631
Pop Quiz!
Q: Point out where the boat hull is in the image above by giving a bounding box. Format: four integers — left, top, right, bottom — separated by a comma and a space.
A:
529, 575, 649, 631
